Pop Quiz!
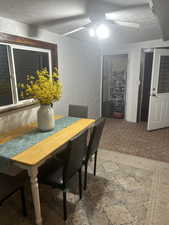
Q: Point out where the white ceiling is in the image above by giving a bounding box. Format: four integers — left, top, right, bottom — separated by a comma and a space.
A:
152, 0, 169, 41
100, 0, 148, 6
0, 0, 86, 24
0, 0, 163, 44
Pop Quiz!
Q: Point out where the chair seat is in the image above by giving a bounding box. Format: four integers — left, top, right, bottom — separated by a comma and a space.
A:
38, 157, 65, 189
40, 166, 65, 189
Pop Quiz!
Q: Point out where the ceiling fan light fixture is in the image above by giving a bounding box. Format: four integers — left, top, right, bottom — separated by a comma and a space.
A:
96, 24, 110, 39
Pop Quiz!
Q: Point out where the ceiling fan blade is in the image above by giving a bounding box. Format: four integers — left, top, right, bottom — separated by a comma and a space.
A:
33, 15, 89, 27
62, 26, 86, 36
114, 21, 140, 29
106, 19, 140, 29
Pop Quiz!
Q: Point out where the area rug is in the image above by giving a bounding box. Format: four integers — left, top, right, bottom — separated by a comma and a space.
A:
1, 149, 169, 225
100, 118, 169, 163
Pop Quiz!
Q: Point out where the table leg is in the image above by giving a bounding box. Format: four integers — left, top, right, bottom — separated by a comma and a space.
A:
28, 167, 42, 225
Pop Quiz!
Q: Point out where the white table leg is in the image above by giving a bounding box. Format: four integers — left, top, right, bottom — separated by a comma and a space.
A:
28, 167, 42, 225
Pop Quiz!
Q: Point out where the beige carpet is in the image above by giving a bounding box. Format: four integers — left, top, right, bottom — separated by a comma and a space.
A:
100, 118, 169, 163
1, 149, 169, 225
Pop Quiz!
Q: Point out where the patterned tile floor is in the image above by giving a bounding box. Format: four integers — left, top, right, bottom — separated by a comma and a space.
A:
1, 149, 169, 225
100, 118, 169, 163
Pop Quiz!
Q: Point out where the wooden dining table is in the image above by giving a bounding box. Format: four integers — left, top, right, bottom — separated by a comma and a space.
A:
0, 115, 95, 225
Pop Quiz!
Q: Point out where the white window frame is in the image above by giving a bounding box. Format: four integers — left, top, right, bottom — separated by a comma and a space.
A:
0, 42, 52, 113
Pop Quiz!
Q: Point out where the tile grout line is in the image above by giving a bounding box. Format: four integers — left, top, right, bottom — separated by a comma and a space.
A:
145, 167, 159, 225
152, 167, 161, 225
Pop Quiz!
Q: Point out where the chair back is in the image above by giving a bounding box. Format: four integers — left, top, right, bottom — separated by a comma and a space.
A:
68, 104, 88, 118
63, 129, 88, 183
86, 118, 105, 161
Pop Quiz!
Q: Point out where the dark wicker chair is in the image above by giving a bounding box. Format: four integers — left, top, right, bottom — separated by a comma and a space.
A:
83, 118, 105, 190
38, 129, 88, 221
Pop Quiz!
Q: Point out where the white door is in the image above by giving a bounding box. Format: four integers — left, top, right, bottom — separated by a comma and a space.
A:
148, 49, 169, 130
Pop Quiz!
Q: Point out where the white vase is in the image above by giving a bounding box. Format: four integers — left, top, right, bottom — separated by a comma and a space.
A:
37, 104, 55, 131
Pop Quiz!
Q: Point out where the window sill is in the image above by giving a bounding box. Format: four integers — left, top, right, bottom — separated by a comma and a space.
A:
0, 101, 39, 117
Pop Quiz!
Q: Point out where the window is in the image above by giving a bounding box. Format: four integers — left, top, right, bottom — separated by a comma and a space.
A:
0, 32, 58, 113
0, 44, 52, 111
13, 47, 50, 100
0, 44, 13, 106
158, 56, 169, 93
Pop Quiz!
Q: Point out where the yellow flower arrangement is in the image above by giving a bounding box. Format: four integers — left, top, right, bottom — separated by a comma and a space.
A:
19, 68, 62, 104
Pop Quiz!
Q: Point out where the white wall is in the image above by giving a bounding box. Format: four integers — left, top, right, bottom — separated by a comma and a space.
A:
102, 39, 169, 123
125, 47, 141, 122
55, 36, 101, 118
0, 17, 101, 133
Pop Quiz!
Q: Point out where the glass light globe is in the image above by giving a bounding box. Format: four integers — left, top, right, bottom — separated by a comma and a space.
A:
89, 28, 95, 37
96, 24, 110, 39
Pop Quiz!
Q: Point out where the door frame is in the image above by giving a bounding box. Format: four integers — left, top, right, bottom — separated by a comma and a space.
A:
101, 53, 129, 119
137, 48, 154, 123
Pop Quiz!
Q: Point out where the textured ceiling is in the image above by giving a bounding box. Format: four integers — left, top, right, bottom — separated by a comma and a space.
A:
0, 0, 162, 44
100, 0, 149, 6
152, 0, 169, 41
0, 0, 86, 24
69, 1, 162, 44
105, 5, 158, 27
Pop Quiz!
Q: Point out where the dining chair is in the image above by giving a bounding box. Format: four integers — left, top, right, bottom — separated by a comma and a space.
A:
38, 129, 88, 221
83, 117, 105, 190
0, 172, 27, 216
68, 104, 88, 118
68, 103, 89, 149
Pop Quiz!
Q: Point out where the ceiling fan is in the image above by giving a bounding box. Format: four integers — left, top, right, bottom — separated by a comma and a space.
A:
61, 16, 140, 37
58, 0, 146, 37
29, 0, 149, 38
